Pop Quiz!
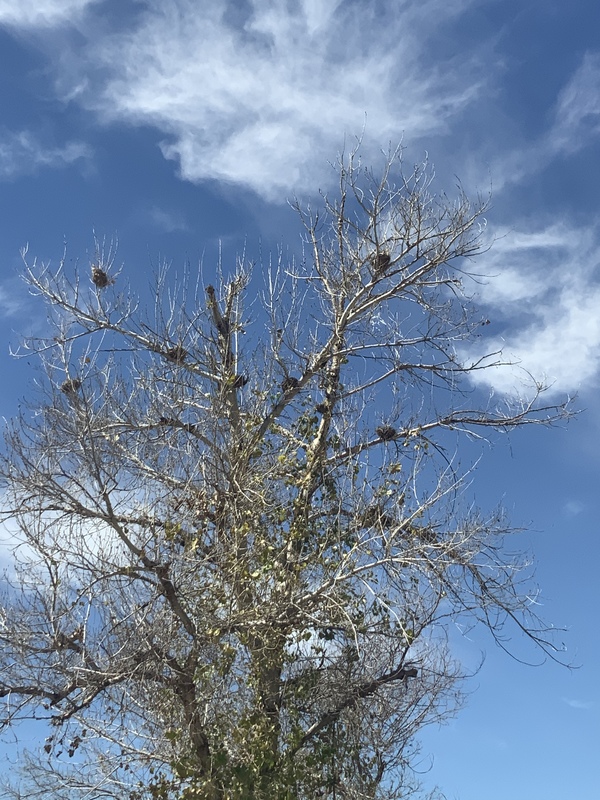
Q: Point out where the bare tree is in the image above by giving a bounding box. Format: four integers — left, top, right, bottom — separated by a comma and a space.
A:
0, 147, 571, 800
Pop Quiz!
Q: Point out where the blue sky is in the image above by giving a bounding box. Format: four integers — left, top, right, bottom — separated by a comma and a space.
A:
0, 1, 599, 798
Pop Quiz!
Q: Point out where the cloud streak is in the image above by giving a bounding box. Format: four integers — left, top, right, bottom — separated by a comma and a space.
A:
0, 129, 92, 179
0, 0, 98, 28
562, 697, 594, 710
0, 284, 26, 318
551, 52, 600, 156
484, 51, 600, 193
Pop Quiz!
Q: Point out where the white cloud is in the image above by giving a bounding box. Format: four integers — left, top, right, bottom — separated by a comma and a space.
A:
562, 697, 594, 710
454, 55, 600, 400
550, 52, 600, 156
0, 129, 92, 179
462, 222, 600, 396
0, 0, 98, 28
0, 514, 32, 572
56, 0, 485, 201
482, 51, 600, 194
145, 206, 188, 234
562, 500, 585, 517
0, 284, 26, 317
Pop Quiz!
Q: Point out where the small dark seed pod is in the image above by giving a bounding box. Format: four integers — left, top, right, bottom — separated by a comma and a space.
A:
315, 402, 328, 414
376, 424, 397, 441
281, 376, 300, 393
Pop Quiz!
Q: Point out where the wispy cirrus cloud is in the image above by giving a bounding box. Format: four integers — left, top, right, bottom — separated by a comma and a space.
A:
2, 2, 598, 207
486, 51, 600, 193
0, 0, 98, 27
0, 129, 92, 179
54, 0, 486, 201
461, 222, 600, 396
0, 284, 26, 317
121, 199, 191, 234
550, 52, 600, 156
144, 206, 189, 234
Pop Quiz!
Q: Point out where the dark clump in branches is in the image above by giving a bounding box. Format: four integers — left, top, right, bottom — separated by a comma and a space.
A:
206, 284, 231, 338
60, 377, 81, 394
281, 376, 300, 393
376, 424, 397, 441
0, 145, 572, 800
370, 251, 391, 274
232, 374, 248, 389
164, 345, 188, 364
91, 265, 113, 288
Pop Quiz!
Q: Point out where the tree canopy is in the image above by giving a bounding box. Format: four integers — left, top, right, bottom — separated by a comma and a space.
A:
0, 148, 571, 800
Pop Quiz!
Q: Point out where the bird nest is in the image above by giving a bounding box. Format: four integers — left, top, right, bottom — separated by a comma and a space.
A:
281, 376, 300, 393
376, 424, 397, 441
370, 252, 391, 273
91, 266, 114, 288
164, 346, 188, 364
60, 378, 82, 394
